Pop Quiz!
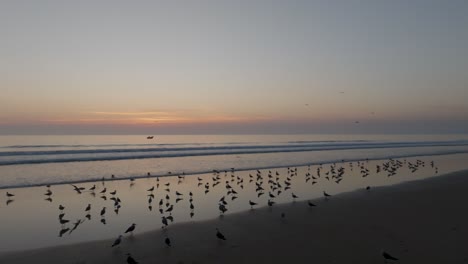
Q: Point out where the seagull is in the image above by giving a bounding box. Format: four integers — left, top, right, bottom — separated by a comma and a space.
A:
161, 216, 168, 227
59, 205, 65, 211
165, 237, 171, 247
6, 192, 14, 198
85, 204, 91, 212
126, 253, 139, 264
147, 186, 154, 192
165, 205, 173, 213
111, 235, 122, 247
59, 228, 70, 237
125, 223, 136, 234
249, 200, 257, 209
382, 251, 399, 262
100, 207, 106, 216
307, 201, 317, 207
216, 228, 226, 240
292, 193, 298, 199
323, 191, 331, 199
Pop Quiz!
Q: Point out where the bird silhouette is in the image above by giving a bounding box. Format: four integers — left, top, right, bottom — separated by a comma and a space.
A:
216, 228, 226, 240
126, 253, 139, 264
125, 223, 136, 234
111, 235, 122, 247
382, 251, 399, 262
165, 237, 171, 247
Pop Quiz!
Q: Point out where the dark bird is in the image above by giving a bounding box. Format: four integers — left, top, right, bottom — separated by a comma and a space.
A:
216, 228, 226, 240
85, 204, 91, 212
249, 200, 257, 209
307, 201, 317, 207
161, 216, 168, 227
147, 186, 154, 192
69, 219, 82, 233
165, 237, 171, 247
125, 223, 136, 234
382, 251, 399, 262
323, 191, 331, 199
111, 235, 122, 247
100, 207, 106, 216
59, 204, 65, 211
6, 192, 14, 198
126, 253, 139, 264
71, 185, 83, 194
59, 228, 70, 237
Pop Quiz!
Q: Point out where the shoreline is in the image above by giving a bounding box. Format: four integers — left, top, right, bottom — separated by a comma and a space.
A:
0, 151, 465, 190
2, 169, 468, 263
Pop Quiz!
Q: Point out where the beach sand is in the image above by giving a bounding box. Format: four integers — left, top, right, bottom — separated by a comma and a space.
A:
1, 170, 468, 264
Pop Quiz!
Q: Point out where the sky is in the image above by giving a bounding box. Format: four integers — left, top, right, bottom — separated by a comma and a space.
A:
1, 0, 467, 134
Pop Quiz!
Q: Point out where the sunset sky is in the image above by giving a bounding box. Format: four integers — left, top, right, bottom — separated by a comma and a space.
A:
1, 0, 467, 134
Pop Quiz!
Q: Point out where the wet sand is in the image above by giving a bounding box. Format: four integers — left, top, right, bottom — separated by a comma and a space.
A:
1, 169, 468, 264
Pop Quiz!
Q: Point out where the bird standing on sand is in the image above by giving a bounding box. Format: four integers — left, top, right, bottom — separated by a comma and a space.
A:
382, 251, 399, 262
307, 201, 316, 207
111, 235, 122, 247
125, 223, 136, 234
85, 204, 91, 212
126, 253, 139, 264
216, 228, 226, 240
165, 237, 171, 247
100, 207, 106, 216
323, 191, 331, 200
6, 192, 14, 198
249, 200, 257, 209
161, 216, 168, 227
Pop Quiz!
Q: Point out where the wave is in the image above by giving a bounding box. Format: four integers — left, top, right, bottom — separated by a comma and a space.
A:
1, 140, 468, 166
0, 150, 467, 190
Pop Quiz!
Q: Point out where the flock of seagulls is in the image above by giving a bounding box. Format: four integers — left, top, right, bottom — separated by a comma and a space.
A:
1, 157, 439, 263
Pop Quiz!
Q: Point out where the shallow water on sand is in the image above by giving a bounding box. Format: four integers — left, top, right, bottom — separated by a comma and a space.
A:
0, 153, 467, 253
1, 134, 468, 188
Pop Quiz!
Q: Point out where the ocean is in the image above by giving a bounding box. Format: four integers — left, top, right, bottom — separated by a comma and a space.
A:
1, 134, 468, 252
1, 134, 468, 189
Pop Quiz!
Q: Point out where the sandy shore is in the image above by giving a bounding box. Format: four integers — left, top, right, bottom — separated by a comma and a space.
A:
2, 170, 468, 264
